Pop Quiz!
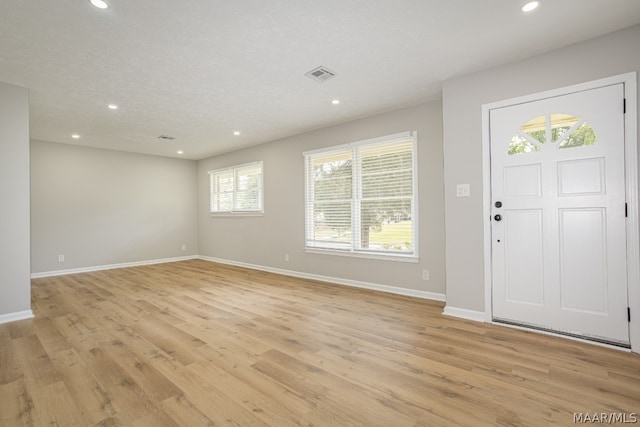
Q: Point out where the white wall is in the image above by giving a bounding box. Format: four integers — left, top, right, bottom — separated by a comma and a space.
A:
197, 102, 446, 296
0, 82, 32, 321
442, 24, 640, 313
30, 141, 199, 274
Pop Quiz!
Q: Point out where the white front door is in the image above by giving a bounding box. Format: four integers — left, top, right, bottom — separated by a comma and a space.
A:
490, 84, 629, 346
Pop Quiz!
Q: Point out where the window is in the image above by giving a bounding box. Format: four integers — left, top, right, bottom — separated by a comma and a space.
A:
508, 113, 598, 155
209, 161, 263, 214
304, 131, 417, 259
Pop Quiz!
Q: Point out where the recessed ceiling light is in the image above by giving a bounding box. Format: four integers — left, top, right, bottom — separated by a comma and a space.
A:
522, 1, 539, 12
233, 131, 240, 136
177, 150, 184, 155
332, 99, 340, 105
107, 104, 118, 110
71, 134, 80, 139
90, 0, 109, 9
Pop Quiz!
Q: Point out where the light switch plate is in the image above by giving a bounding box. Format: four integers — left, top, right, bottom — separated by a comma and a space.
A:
456, 184, 470, 197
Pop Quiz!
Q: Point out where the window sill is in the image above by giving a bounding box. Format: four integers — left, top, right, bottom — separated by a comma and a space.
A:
305, 248, 419, 263
210, 211, 264, 217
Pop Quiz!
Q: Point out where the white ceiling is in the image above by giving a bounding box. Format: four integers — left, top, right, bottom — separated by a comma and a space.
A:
1, 1, 640, 160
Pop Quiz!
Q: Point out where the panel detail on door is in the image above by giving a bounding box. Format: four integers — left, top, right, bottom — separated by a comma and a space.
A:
503, 164, 542, 198
557, 157, 605, 196
559, 208, 607, 314
505, 209, 544, 305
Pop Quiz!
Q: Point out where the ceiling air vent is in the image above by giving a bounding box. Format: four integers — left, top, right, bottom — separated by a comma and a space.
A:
305, 66, 336, 83
157, 135, 175, 140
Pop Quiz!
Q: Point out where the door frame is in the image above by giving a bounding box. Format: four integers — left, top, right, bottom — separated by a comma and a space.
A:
481, 72, 639, 352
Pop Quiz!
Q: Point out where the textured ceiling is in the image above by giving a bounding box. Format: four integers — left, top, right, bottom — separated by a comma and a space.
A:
1, 0, 640, 159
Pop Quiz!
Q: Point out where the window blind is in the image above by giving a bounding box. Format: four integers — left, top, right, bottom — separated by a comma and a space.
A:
209, 161, 263, 214
305, 132, 416, 256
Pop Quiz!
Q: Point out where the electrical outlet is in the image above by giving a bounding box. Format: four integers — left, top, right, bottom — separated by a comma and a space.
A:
284, 253, 289, 262
181, 244, 187, 251
422, 269, 430, 280
58, 254, 65, 263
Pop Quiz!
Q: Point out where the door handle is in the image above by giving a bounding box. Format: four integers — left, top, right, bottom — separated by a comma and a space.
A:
494, 214, 502, 222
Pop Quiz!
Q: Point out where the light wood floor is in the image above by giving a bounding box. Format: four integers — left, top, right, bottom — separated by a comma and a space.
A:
1, 260, 638, 426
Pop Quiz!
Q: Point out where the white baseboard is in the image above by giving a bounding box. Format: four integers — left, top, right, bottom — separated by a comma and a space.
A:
0, 309, 34, 325
198, 255, 446, 302
30, 254, 446, 303
442, 305, 486, 322
30, 255, 198, 279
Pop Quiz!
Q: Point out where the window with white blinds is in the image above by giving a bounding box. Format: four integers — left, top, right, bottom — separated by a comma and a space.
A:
209, 161, 263, 214
304, 131, 417, 258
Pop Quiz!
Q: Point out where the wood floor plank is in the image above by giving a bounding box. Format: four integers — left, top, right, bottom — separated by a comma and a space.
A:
130, 317, 207, 366
0, 329, 22, 386
170, 323, 317, 416
12, 334, 62, 389
257, 349, 418, 426
150, 357, 272, 427
76, 346, 170, 425
28, 380, 86, 427
0, 259, 637, 426
49, 347, 118, 425
159, 394, 215, 427
0, 379, 39, 426
31, 316, 72, 356
187, 359, 311, 426
99, 337, 183, 403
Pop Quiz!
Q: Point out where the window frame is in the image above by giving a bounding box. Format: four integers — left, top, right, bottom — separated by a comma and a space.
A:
304, 131, 419, 262
208, 161, 264, 216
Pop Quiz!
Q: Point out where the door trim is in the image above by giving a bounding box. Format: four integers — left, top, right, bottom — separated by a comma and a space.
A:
481, 72, 639, 352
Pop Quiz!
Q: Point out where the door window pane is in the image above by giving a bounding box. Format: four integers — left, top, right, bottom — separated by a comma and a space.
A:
508, 113, 597, 155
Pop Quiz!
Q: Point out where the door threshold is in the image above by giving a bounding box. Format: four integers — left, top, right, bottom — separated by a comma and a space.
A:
492, 318, 631, 349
